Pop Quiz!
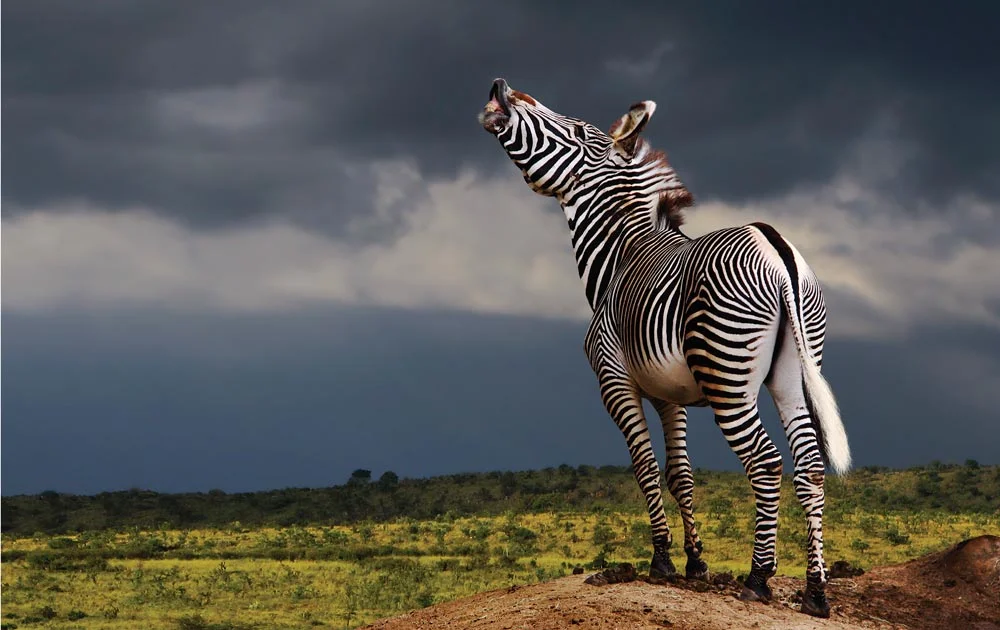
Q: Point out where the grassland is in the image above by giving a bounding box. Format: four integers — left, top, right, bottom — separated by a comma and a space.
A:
2, 464, 998, 629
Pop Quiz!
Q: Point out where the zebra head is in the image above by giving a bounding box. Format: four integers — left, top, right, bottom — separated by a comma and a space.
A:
479, 78, 691, 229
479, 78, 659, 195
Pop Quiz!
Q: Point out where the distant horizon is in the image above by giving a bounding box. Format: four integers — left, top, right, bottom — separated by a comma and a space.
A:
4, 458, 992, 499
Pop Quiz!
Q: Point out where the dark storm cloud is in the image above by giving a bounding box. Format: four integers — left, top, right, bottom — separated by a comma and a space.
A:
4, 1, 998, 233
3, 308, 998, 495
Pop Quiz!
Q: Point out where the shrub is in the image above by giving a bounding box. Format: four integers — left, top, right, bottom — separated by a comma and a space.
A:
592, 522, 615, 547
378, 471, 400, 491
884, 527, 910, 546
713, 514, 744, 540
586, 549, 609, 569
46, 537, 77, 550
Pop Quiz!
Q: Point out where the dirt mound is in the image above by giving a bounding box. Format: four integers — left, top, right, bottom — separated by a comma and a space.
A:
362, 536, 1000, 630
832, 534, 1000, 629
937, 534, 1000, 593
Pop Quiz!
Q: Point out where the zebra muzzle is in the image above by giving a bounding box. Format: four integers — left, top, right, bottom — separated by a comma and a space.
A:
479, 78, 512, 133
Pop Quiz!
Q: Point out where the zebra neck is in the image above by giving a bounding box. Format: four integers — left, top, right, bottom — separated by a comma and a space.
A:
562, 198, 676, 310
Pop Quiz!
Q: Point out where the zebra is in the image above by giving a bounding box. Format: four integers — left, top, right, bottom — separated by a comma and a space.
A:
479, 78, 850, 618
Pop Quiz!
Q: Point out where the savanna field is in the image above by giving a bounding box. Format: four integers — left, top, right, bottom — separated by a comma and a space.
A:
2, 464, 998, 629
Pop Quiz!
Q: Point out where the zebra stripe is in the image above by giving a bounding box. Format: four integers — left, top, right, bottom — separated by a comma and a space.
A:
481, 79, 849, 610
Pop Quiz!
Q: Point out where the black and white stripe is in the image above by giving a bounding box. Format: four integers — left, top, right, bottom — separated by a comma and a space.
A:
482, 79, 850, 615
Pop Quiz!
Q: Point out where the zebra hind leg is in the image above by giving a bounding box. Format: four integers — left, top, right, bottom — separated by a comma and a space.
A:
684, 289, 781, 599
652, 399, 709, 580
597, 372, 676, 577
708, 397, 783, 602
786, 429, 830, 617
766, 345, 832, 617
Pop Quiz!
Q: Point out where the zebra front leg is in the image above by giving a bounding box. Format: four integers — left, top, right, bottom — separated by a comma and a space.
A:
651, 399, 708, 580
596, 369, 676, 577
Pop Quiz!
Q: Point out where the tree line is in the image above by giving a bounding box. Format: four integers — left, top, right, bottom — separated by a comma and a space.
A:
2, 461, 996, 537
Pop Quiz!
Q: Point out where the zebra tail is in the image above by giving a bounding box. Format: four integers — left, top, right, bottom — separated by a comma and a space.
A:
779, 275, 852, 476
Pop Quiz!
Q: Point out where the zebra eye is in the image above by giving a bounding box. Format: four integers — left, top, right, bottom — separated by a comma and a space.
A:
573, 124, 587, 140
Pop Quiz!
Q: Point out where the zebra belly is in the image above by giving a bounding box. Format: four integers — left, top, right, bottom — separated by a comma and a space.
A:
631, 355, 705, 406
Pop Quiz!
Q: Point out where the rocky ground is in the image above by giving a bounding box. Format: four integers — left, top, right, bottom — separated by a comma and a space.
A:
363, 535, 1000, 630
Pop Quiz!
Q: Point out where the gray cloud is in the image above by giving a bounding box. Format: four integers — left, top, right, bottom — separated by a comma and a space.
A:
4, 1, 997, 234
3, 2, 999, 496
5, 170, 996, 337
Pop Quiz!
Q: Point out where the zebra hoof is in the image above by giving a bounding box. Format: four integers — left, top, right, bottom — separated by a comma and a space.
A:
685, 556, 710, 581
739, 584, 771, 603
739, 569, 773, 603
800, 581, 830, 618
649, 552, 677, 578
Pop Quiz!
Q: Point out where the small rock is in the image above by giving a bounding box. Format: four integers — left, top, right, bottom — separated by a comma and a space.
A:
712, 571, 737, 587
572, 566, 584, 575
688, 580, 712, 593
585, 563, 637, 586
603, 563, 638, 584
829, 559, 865, 578
585, 573, 609, 586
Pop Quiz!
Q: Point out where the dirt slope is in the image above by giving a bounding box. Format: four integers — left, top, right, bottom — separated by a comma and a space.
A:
363, 535, 1000, 630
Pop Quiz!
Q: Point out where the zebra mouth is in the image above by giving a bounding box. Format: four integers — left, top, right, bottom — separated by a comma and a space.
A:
479, 78, 511, 134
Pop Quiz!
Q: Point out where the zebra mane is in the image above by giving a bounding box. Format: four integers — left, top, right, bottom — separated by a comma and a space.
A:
637, 143, 695, 231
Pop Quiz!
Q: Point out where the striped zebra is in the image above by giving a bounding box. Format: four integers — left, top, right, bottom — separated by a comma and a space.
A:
479, 78, 850, 618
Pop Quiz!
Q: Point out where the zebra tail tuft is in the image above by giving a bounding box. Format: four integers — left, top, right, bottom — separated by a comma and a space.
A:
775, 267, 852, 476
799, 349, 852, 475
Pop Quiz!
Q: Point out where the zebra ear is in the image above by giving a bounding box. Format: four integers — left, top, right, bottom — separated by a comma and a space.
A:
609, 100, 656, 158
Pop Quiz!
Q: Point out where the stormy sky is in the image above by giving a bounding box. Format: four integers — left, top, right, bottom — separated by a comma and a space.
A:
3, 1, 998, 496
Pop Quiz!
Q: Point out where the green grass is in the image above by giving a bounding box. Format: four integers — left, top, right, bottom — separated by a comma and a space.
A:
2, 465, 998, 628
2, 510, 997, 628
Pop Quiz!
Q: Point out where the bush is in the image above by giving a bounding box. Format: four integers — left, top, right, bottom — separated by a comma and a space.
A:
46, 537, 78, 550
67, 610, 87, 620
592, 522, 615, 547
586, 549, 609, 569
884, 526, 910, 546
713, 514, 744, 540
378, 471, 400, 491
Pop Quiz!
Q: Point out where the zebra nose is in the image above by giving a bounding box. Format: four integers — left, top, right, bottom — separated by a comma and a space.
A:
491, 78, 509, 100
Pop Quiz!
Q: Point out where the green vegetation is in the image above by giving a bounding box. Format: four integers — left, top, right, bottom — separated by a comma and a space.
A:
4, 462, 998, 536
1, 463, 997, 628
